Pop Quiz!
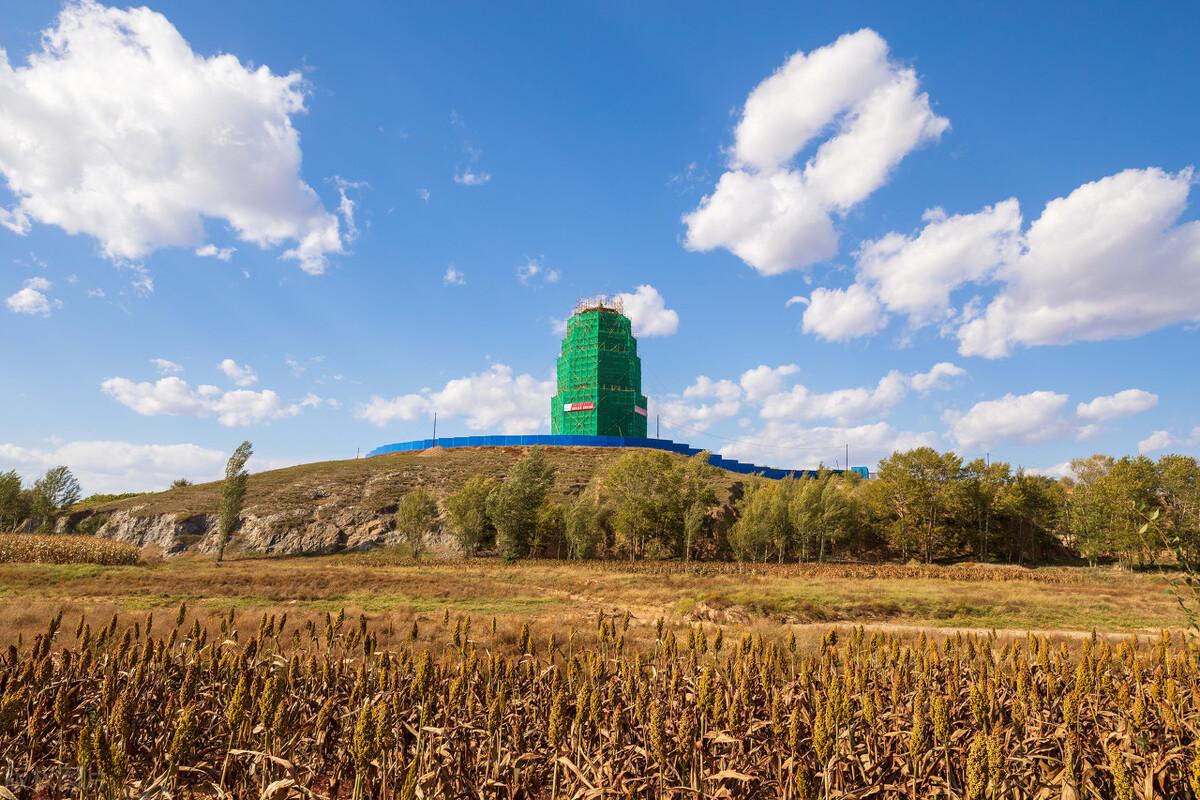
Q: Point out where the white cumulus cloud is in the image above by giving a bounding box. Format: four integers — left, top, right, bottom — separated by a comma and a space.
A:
801, 282, 887, 342
722, 421, 936, 471
358, 364, 553, 435
5, 276, 59, 316
683, 29, 948, 274
150, 358, 183, 375
101, 375, 325, 427
0, 1, 344, 274
615, 284, 679, 337
1076, 389, 1158, 421
0, 439, 228, 494
1137, 430, 1173, 454
218, 359, 258, 387
739, 364, 800, 402
958, 167, 1200, 357
943, 390, 1070, 449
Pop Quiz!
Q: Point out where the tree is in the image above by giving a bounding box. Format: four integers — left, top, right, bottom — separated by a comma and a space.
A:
445, 476, 497, 556
396, 488, 439, 559
683, 500, 707, 562
0, 470, 25, 532
31, 466, 81, 532
566, 490, 603, 559
534, 502, 567, 557
875, 448, 964, 562
216, 441, 253, 563
487, 448, 555, 561
171, 478, 193, 489
728, 479, 779, 562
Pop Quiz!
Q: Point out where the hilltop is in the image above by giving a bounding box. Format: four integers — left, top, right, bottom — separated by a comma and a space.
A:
63, 446, 740, 557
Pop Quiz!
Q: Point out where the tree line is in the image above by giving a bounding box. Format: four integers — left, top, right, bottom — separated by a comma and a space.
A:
404, 446, 1199, 566
0, 466, 82, 532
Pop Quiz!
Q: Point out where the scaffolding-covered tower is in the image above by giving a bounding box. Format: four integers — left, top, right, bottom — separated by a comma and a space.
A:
551, 297, 649, 437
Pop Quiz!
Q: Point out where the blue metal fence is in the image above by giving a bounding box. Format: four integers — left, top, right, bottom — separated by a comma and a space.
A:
365, 435, 869, 480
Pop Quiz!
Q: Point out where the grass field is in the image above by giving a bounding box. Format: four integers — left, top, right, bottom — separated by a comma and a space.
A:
0, 553, 1187, 649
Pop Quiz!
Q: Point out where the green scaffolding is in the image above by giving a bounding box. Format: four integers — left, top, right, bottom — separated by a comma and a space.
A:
550, 302, 648, 436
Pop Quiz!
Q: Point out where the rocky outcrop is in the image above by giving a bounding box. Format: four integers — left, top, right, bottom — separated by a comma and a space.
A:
93, 508, 215, 555
81, 497, 459, 558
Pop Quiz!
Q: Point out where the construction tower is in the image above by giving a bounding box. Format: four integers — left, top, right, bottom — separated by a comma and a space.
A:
551, 297, 648, 437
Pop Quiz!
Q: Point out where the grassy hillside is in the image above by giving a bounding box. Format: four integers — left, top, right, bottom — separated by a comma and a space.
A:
82, 446, 741, 520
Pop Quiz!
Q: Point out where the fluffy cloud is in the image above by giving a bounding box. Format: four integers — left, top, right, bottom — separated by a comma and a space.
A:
150, 358, 183, 375
761, 370, 910, 424
910, 362, 967, 394
443, 265, 465, 286
958, 168, 1200, 357
0, 2, 344, 274
738, 364, 800, 402
0, 439, 227, 494
799, 167, 1200, 355
218, 359, 258, 387
683, 29, 948, 274
5, 276, 59, 316
801, 283, 887, 342
615, 285, 679, 337
722, 421, 936, 471
1137, 430, 1173, 454
660, 362, 961, 435
358, 364, 553, 435
195, 244, 235, 262
659, 376, 742, 432
1076, 389, 1158, 421
101, 376, 326, 426
1135, 426, 1200, 455
864, 201, 1021, 324
943, 391, 1069, 449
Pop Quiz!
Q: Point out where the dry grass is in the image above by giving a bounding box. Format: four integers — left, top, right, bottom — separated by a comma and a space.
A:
79, 446, 738, 521
1, 604, 1196, 797
0, 556, 1185, 652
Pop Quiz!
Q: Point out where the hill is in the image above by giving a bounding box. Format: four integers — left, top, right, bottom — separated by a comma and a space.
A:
63, 446, 741, 557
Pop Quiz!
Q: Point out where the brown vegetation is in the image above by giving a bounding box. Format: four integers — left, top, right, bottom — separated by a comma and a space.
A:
1, 605, 1197, 797
0, 533, 138, 566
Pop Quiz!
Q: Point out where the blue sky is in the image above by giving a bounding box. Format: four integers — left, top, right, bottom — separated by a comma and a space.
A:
2, 1, 1198, 492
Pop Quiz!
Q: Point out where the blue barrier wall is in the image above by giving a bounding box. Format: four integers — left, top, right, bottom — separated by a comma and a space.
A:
366, 435, 870, 480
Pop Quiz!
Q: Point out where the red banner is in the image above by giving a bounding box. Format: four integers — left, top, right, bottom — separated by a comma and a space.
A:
634, 406, 648, 416
564, 402, 595, 412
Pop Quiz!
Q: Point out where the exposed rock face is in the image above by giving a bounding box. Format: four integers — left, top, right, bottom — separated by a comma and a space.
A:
83, 497, 459, 558
94, 509, 215, 555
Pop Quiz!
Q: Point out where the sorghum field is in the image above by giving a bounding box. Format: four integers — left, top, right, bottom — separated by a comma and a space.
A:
0, 554, 1194, 797
1, 604, 1197, 798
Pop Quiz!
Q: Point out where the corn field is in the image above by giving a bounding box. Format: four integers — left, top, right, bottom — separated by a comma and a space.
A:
0, 533, 139, 565
1, 607, 1198, 798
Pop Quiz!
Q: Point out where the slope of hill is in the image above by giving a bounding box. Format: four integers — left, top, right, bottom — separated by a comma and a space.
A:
62, 446, 742, 557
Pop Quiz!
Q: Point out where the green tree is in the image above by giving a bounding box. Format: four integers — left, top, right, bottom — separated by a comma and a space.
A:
1157, 454, 1200, 563
487, 448, 555, 561
396, 488, 439, 560
216, 441, 253, 563
728, 479, 779, 562
683, 500, 707, 562
445, 476, 497, 556
31, 466, 82, 532
0, 470, 26, 532
534, 502, 567, 557
566, 489, 604, 559
603, 450, 688, 559
875, 448, 964, 562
